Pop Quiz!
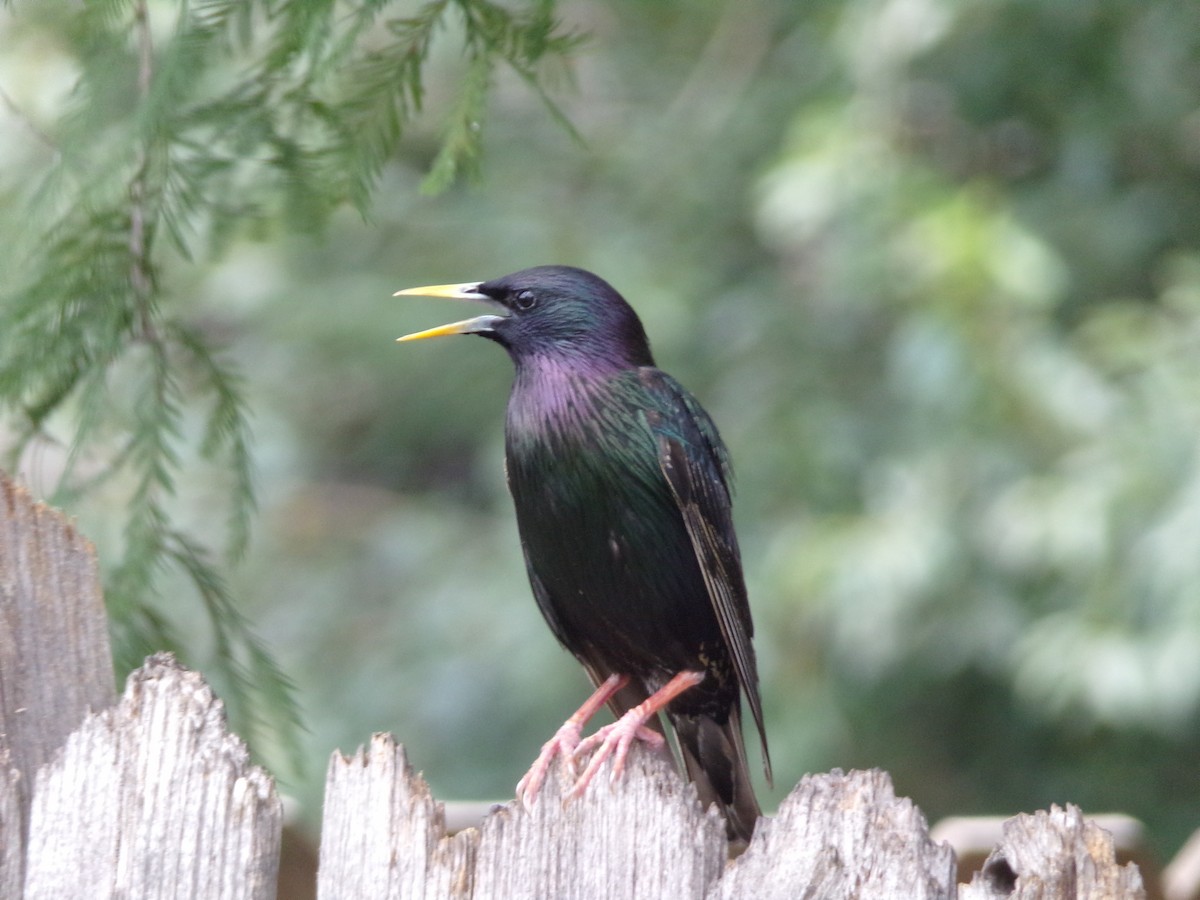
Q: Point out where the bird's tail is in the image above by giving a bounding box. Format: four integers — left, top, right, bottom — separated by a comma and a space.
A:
671, 706, 761, 845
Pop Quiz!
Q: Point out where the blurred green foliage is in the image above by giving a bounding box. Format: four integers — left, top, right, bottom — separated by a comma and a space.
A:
3, 0, 1200, 857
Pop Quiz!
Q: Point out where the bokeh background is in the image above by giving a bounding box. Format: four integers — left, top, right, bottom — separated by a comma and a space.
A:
4, 0, 1200, 861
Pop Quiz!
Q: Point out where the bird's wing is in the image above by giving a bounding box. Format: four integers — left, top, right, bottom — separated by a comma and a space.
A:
639, 369, 771, 781
522, 564, 576, 652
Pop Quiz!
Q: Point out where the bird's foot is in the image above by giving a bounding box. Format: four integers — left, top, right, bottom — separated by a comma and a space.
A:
568, 719, 665, 798
515, 673, 628, 809
515, 720, 583, 809
568, 669, 705, 799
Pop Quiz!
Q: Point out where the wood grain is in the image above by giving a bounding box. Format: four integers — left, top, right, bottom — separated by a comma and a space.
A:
23, 654, 281, 900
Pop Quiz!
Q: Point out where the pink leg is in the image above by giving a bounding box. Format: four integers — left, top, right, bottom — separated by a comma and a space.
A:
516, 673, 629, 808
568, 670, 705, 799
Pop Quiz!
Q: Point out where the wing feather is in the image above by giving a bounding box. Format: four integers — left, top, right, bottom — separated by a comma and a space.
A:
640, 369, 772, 782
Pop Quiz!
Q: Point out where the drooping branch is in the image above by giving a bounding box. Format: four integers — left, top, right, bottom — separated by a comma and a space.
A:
129, 0, 156, 341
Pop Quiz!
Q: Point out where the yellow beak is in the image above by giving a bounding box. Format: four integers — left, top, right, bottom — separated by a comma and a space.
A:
393, 281, 505, 342
396, 316, 502, 342
393, 282, 487, 301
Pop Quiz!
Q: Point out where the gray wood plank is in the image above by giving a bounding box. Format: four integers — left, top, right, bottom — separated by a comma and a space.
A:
0, 754, 22, 896
471, 748, 726, 900
317, 733, 475, 900
23, 653, 281, 900
0, 473, 116, 835
960, 804, 1145, 900
711, 768, 957, 900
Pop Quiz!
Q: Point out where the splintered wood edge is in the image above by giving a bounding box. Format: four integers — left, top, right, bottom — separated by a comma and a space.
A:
471, 747, 725, 900
318, 752, 982, 900
318, 739, 724, 900
960, 804, 1147, 900
318, 733, 475, 899
23, 653, 282, 900
713, 767, 957, 900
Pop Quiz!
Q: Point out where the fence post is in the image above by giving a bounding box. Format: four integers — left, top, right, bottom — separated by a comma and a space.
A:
318, 733, 726, 900
22, 653, 282, 900
960, 804, 1146, 899
318, 733, 476, 899
712, 768, 957, 899
470, 743, 726, 900
0, 472, 117, 889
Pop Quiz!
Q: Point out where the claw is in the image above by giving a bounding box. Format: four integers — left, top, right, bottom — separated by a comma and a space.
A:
567, 669, 705, 799
516, 719, 583, 809
514, 673, 628, 808
569, 720, 665, 798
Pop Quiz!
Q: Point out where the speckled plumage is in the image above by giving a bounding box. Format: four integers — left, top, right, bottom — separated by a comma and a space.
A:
401, 265, 770, 841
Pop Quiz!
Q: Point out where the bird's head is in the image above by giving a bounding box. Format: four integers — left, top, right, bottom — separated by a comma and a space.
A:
395, 265, 655, 371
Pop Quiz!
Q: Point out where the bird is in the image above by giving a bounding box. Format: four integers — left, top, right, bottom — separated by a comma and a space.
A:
395, 265, 770, 843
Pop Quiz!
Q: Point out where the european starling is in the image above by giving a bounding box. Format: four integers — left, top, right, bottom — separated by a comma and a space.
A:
396, 265, 770, 842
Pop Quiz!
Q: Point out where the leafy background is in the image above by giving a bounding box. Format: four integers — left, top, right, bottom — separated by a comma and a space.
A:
3, 0, 1200, 860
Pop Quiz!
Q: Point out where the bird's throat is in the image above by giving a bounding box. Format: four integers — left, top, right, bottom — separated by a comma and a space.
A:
506, 354, 623, 442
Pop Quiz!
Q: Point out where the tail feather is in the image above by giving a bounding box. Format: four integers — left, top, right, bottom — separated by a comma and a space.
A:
671, 707, 761, 844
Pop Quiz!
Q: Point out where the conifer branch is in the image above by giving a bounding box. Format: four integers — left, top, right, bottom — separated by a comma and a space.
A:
130, 0, 156, 341
0, 0, 581, 783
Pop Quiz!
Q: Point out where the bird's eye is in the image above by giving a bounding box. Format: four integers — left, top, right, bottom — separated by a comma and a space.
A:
514, 290, 537, 310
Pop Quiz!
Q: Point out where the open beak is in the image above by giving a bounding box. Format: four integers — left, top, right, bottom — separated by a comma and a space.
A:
393, 282, 507, 342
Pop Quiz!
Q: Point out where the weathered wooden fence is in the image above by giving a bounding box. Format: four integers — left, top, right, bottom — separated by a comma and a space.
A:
0, 471, 1192, 899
